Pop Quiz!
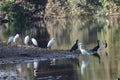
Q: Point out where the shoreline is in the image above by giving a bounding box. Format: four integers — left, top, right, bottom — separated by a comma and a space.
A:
0, 45, 81, 64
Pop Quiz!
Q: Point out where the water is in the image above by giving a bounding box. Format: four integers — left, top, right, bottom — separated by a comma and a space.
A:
0, 55, 116, 80
0, 16, 120, 80
0, 56, 105, 80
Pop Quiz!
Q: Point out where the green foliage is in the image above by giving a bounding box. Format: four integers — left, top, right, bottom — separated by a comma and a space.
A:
114, 0, 120, 6
0, 0, 29, 21
63, 0, 103, 16
0, 0, 31, 36
98, 0, 120, 15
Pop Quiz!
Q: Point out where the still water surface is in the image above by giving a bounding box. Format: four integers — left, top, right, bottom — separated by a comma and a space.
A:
0, 55, 118, 80
0, 16, 120, 80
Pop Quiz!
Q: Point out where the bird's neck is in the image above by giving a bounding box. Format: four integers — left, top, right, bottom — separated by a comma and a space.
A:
79, 45, 82, 50
76, 41, 78, 45
97, 41, 99, 46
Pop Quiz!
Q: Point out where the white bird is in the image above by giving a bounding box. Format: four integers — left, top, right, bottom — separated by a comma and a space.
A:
24, 35, 30, 45
7, 36, 14, 44
31, 38, 38, 46
79, 43, 91, 55
47, 38, 55, 49
81, 60, 90, 76
13, 34, 20, 42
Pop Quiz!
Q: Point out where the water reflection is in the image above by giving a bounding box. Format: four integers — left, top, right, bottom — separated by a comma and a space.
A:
50, 58, 56, 65
0, 58, 86, 80
92, 53, 101, 63
0, 55, 116, 80
81, 59, 90, 76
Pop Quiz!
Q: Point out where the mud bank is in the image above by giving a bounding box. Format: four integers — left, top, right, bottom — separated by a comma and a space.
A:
0, 45, 81, 64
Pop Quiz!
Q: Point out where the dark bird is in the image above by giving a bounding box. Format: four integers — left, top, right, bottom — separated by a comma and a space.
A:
91, 40, 100, 52
70, 40, 78, 52
103, 40, 107, 48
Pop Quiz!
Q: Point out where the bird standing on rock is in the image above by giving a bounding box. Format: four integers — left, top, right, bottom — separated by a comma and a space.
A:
70, 40, 78, 52
47, 38, 55, 49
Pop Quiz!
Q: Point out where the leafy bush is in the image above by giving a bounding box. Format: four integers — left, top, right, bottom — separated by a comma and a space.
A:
0, 0, 28, 22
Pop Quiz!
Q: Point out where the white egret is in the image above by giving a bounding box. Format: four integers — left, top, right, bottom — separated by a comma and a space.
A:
24, 35, 30, 45
70, 40, 78, 52
47, 38, 55, 49
31, 38, 38, 46
7, 36, 14, 44
79, 43, 91, 55
13, 34, 20, 43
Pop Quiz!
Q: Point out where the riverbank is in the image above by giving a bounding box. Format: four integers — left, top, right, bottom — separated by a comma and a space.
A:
0, 45, 80, 64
